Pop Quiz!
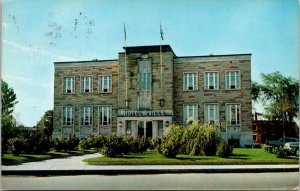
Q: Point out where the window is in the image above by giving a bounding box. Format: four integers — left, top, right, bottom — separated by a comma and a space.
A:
158, 121, 164, 136
226, 71, 240, 89
183, 73, 198, 91
81, 106, 93, 126
63, 77, 75, 93
253, 134, 257, 141
62, 106, 74, 125
205, 72, 219, 90
183, 104, 198, 125
204, 103, 219, 124
99, 75, 112, 93
98, 105, 111, 125
226, 104, 241, 125
138, 60, 152, 91
81, 76, 93, 93
126, 121, 131, 135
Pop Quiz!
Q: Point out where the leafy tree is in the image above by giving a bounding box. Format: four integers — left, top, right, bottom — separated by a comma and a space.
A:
36, 110, 53, 139
1, 80, 18, 116
44, 110, 53, 139
252, 71, 299, 122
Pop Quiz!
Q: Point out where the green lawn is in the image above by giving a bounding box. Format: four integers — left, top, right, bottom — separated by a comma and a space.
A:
2, 150, 97, 165
83, 148, 299, 165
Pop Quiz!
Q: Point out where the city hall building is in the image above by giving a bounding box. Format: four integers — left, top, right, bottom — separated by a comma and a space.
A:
53, 45, 253, 146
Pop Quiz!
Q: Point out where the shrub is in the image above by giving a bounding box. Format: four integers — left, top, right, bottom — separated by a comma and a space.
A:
262, 144, 274, 153
79, 135, 106, 150
53, 136, 68, 152
181, 123, 221, 156
150, 136, 163, 151
100, 135, 129, 158
7, 137, 26, 156
274, 146, 289, 158
159, 125, 183, 158
216, 140, 233, 158
67, 134, 80, 151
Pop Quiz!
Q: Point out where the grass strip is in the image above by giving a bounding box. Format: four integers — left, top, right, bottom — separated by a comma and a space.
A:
83, 148, 299, 165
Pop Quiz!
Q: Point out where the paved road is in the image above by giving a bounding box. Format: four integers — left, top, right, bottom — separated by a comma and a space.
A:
2, 172, 299, 190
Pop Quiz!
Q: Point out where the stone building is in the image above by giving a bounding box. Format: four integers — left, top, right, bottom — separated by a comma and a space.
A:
53, 45, 253, 146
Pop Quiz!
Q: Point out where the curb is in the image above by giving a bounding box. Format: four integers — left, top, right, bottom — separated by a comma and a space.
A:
2, 167, 299, 176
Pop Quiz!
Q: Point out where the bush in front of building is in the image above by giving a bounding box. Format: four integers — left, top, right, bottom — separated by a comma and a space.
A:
100, 135, 129, 157
180, 122, 222, 156
123, 136, 150, 154
7, 137, 26, 156
149, 136, 163, 150
158, 124, 183, 158
78, 135, 107, 150
216, 140, 233, 158
273, 146, 290, 158
53, 134, 79, 152
262, 144, 274, 153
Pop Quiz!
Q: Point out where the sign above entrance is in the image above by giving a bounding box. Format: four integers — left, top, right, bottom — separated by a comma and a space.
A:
118, 110, 173, 117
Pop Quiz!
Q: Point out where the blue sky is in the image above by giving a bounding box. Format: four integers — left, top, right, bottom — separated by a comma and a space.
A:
2, 0, 299, 126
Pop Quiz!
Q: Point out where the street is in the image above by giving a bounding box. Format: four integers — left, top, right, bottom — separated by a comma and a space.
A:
2, 172, 299, 190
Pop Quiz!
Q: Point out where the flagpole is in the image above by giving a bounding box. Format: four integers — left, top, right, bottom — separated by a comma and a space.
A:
124, 23, 128, 107
160, 22, 163, 104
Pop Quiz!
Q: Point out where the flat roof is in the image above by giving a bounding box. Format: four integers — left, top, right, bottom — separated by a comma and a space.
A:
54, 59, 118, 64
120, 45, 176, 56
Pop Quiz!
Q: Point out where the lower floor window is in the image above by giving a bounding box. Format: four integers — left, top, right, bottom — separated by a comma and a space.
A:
81, 106, 93, 126
158, 120, 164, 136
204, 103, 219, 124
99, 105, 112, 125
183, 104, 198, 125
126, 121, 131, 135
63, 106, 74, 125
226, 103, 241, 125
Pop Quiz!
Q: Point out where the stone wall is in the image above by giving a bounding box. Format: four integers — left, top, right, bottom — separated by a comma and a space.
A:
53, 60, 119, 138
173, 55, 252, 146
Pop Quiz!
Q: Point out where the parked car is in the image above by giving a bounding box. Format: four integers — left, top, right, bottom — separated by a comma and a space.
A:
267, 137, 299, 147
284, 142, 299, 156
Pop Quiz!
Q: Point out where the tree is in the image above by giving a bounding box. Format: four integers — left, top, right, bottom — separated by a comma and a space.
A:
252, 71, 299, 123
1, 80, 18, 116
36, 110, 53, 139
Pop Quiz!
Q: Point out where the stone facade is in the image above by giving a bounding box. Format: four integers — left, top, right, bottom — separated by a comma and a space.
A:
53, 45, 252, 147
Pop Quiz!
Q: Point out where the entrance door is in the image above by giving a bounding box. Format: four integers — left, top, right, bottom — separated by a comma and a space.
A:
146, 121, 153, 138
137, 121, 153, 138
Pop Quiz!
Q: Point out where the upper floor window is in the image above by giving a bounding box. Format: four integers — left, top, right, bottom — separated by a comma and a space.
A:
204, 103, 219, 124
62, 106, 74, 125
226, 71, 240, 89
138, 60, 152, 91
63, 77, 75, 93
183, 104, 198, 125
99, 75, 112, 93
81, 76, 93, 93
205, 72, 219, 90
183, 73, 198, 91
81, 106, 93, 126
98, 105, 111, 125
226, 103, 241, 125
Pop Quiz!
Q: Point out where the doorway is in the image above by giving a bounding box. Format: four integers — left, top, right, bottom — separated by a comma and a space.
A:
146, 121, 153, 138
137, 121, 152, 138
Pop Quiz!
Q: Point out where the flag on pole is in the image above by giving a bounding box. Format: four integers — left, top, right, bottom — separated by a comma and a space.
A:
160, 22, 164, 41
124, 22, 127, 42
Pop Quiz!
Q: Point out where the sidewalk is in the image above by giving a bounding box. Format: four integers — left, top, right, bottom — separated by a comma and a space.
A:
2, 153, 299, 175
